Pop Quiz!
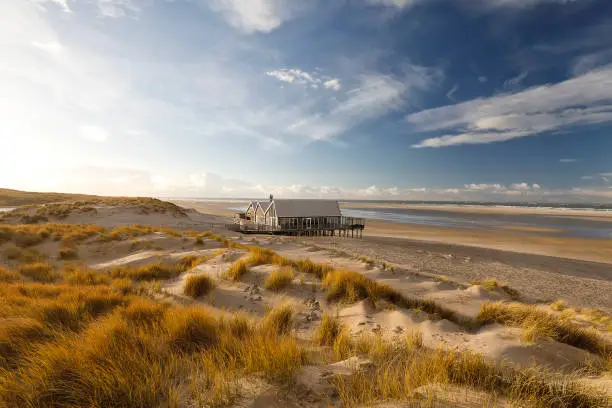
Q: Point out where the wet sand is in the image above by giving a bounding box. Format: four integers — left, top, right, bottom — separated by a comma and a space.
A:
344, 202, 612, 221
364, 220, 612, 264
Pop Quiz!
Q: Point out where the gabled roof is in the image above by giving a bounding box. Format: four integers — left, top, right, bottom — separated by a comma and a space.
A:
255, 201, 271, 212
272, 199, 341, 218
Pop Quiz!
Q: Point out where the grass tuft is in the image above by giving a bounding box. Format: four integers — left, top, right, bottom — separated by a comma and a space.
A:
478, 302, 610, 356
58, 246, 79, 260
63, 268, 110, 286
262, 305, 294, 336
165, 307, 219, 353
314, 313, 343, 346
471, 279, 520, 299
184, 274, 215, 298
0, 265, 21, 282
550, 299, 568, 311
263, 267, 294, 291
334, 335, 609, 408
18, 262, 59, 283
223, 259, 249, 281
323, 269, 466, 327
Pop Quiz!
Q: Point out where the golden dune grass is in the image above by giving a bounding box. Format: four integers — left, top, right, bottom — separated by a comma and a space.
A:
263, 267, 294, 291
0, 269, 304, 407
334, 333, 609, 408
184, 274, 215, 298
478, 302, 611, 357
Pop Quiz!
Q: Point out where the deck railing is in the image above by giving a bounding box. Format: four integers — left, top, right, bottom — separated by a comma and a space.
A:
227, 217, 365, 233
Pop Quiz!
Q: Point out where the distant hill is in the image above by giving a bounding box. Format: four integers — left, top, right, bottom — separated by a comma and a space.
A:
0, 188, 101, 207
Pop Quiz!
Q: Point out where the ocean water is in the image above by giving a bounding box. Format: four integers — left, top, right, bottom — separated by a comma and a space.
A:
342, 207, 612, 239
224, 202, 612, 239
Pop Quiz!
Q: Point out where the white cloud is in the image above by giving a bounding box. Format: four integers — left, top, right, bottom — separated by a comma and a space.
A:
266, 68, 341, 91
207, 0, 296, 33
478, 76, 488, 83
32, 0, 72, 13
31, 40, 63, 54
287, 74, 407, 141
368, 0, 579, 10
96, 0, 141, 18
410, 66, 612, 148
446, 84, 459, 101
464, 183, 505, 191
80, 125, 110, 142
503, 71, 528, 89
323, 78, 341, 91
571, 50, 612, 76
367, 0, 418, 9
559, 158, 577, 163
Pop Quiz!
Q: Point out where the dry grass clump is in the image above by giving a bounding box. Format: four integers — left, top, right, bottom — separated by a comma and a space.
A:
58, 246, 78, 260
3, 243, 47, 263
20, 214, 49, 224
358, 255, 376, 269
0, 317, 48, 369
108, 262, 180, 281
63, 268, 110, 286
107, 255, 199, 282
471, 279, 520, 300
292, 258, 333, 279
264, 267, 294, 291
244, 246, 275, 266
18, 262, 59, 283
184, 274, 215, 298
314, 313, 343, 346
261, 305, 294, 335
478, 302, 610, 356
322, 270, 463, 326
0, 265, 21, 282
550, 299, 568, 311
165, 307, 220, 353
334, 335, 609, 408
0, 223, 105, 247
0, 288, 305, 408
111, 278, 133, 294
129, 239, 163, 251
223, 259, 249, 281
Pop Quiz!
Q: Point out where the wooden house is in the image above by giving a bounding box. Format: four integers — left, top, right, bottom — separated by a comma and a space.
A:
231, 197, 365, 237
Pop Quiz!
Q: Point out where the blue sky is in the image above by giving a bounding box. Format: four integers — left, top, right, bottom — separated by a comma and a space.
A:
2, 0, 612, 202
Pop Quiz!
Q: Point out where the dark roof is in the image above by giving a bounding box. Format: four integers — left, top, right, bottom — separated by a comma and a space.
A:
273, 199, 341, 217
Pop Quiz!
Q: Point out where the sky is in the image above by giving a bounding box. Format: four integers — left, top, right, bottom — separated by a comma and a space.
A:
2, 0, 612, 202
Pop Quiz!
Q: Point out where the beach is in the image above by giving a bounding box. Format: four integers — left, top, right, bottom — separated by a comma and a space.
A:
173, 199, 612, 311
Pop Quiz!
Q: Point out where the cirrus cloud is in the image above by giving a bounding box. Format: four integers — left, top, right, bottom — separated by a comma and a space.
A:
410, 67, 612, 148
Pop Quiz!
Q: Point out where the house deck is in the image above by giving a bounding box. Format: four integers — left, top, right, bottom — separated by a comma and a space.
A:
227, 216, 365, 237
